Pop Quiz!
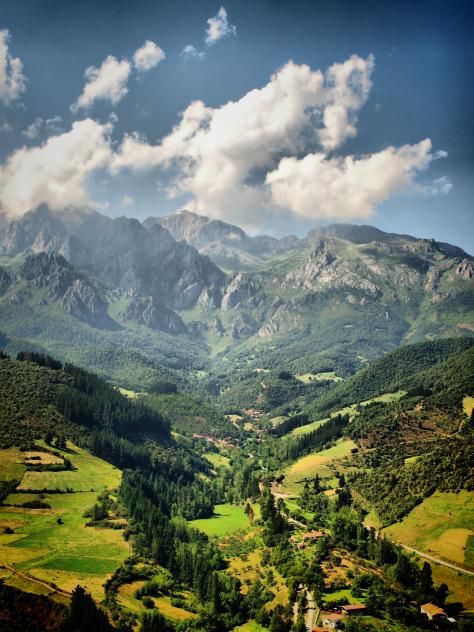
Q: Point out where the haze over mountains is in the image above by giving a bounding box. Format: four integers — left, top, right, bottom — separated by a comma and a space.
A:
0, 204, 472, 391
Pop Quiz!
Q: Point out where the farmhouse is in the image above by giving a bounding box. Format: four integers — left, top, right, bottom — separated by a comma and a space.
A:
341, 604, 367, 615
420, 603, 447, 620
321, 613, 343, 628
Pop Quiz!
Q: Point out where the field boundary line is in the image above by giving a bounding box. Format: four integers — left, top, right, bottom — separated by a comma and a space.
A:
401, 545, 474, 576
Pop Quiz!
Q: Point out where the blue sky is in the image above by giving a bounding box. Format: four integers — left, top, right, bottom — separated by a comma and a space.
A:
0, 0, 472, 251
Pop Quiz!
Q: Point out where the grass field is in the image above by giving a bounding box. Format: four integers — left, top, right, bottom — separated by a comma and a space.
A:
428, 564, 474, 612
290, 417, 329, 436
270, 415, 288, 428
291, 391, 406, 438
384, 491, 474, 570
281, 439, 357, 494
0, 442, 128, 601
203, 451, 231, 469
189, 503, 253, 537
118, 387, 142, 399
154, 596, 197, 621
17, 443, 121, 492
234, 620, 268, 631
463, 395, 474, 417
0, 447, 26, 482
295, 371, 343, 384
117, 578, 197, 621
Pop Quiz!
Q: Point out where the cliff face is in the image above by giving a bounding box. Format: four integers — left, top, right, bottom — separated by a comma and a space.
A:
0, 206, 472, 349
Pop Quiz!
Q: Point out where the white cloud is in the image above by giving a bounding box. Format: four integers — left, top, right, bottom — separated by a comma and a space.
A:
110, 56, 376, 223
0, 119, 13, 133
22, 117, 43, 140
133, 40, 165, 71
0, 54, 449, 227
45, 115, 63, 134
181, 45, 205, 60
266, 140, 438, 220
0, 29, 27, 105
205, 6, 236, 46
71, 41, 165, 112
121, 193, 135, 207
318, 54, 374, 150
71, 55, 131, 112
0, 119, 113, 218
415, 175, 452, 197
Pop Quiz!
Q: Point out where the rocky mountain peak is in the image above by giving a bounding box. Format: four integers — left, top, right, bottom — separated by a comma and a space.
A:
18, 252, 112, 327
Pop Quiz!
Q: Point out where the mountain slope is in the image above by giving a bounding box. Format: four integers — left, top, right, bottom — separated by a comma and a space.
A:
0, 206, 472, 399
146, 209, 303, 271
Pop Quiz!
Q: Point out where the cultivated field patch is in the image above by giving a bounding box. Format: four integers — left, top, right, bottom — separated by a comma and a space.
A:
0, 442, 128, 601
189, 503, 253, 537
384, 491, 474, 569
463, 395, 474, 417
282, 439, 357, 494
295, 371, 343, 384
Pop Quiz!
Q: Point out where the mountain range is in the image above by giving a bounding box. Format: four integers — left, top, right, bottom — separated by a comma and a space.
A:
0, 205, 472, 390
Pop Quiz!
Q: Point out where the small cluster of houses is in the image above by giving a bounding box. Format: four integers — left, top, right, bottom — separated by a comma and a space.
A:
191, 433, 236, 449
290, 529, 326, 549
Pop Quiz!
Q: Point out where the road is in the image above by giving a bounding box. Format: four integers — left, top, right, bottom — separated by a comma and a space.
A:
305, 590, 315, 631
401, 545, 474, 576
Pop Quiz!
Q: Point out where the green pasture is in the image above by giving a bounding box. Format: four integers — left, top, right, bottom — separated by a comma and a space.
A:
384, 491, 474, 569
189, 503, 255, 538
295, 371, 343, 384
0, 442, 127, 600
282, 439, 357, 494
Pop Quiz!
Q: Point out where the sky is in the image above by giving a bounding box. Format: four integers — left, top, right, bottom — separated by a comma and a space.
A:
0, 0, 472, 251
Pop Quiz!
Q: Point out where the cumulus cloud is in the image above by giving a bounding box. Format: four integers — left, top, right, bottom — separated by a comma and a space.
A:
266, 140, 437, 220
110, 56, 378, 222
133, 40, 165, 71
0, 54, 449, 226
71, 41, 164, 111
205, 6, 236, 46
181, 45, 205, 60
319, 54, 374, 150
71, 55, 131, 112
0, 119, 113, 218
0, 29, 27, 105
22, 117, 43, 140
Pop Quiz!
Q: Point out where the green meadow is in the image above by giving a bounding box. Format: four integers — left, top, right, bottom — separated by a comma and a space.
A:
282, 439, 357, 494
384, 491, 474, 569
0, 441, 128, 601
189, 503, 256, 537
295, 371, 343, 384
